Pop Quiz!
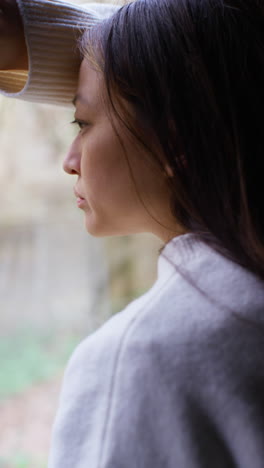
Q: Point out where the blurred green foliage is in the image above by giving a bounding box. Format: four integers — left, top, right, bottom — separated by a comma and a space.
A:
0, 453, 46, 468
0, 333, 79, 400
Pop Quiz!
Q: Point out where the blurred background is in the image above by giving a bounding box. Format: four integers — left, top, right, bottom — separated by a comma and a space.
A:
0, 0, 162, 466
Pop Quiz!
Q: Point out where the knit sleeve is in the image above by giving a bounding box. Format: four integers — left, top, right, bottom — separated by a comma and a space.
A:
0, 0, 119, 107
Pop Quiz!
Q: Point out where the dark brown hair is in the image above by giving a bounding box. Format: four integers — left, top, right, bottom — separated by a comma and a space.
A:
80, 0, 264, 281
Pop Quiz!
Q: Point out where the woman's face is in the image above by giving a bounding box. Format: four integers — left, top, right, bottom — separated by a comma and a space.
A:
63, 59, 185, 241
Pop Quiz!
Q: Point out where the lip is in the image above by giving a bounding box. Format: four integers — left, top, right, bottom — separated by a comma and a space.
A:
74, 187, 86, 208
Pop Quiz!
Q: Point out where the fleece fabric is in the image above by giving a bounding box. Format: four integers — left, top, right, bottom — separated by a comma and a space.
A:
48, 233, 264, 468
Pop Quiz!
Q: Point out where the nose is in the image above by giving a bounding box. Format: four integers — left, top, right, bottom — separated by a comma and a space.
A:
63, 138, 81, 175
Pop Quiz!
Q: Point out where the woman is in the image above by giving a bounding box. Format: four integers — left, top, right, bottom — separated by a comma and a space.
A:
1, 0, 264, 467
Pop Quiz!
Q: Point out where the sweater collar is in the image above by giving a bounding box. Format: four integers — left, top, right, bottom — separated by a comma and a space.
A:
157, 232, 202, 279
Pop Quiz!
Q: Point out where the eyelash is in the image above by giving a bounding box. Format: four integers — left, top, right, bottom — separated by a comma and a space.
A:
70, 119, 88, 131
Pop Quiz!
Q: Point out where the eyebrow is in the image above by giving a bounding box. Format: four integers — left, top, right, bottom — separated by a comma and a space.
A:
72, 94, 92, 108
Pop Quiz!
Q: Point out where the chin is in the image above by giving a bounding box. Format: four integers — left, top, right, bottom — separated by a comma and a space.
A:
84, 222, 103, 237
84, 211, 142, 238
84, 219, 129, 238
84, 215, 111, 237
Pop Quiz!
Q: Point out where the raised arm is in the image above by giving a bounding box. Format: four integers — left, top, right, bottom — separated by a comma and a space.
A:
0, 0, 28, 70
0, 0, 119, 106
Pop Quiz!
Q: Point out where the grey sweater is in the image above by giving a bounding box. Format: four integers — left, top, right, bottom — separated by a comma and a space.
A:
1, 2, 264, 466
48, 233, 264, 468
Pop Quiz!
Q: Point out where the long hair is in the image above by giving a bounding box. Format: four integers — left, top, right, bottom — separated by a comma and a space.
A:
80, 0, 264, 281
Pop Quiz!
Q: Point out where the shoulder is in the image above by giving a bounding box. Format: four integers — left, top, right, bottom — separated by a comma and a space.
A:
50, 243, 264, 466
67, 234, 264, 366
65, 242, 264, 396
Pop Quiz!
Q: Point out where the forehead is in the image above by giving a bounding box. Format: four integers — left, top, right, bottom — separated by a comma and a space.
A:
74, 59, 104, 109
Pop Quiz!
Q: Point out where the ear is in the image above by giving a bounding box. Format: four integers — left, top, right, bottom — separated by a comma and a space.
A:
164, 154, 187, 177
164, 164, 174, 177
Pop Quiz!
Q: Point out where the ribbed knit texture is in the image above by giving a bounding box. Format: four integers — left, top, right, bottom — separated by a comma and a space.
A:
0, 70, 28, 92
0, 0, 118, 106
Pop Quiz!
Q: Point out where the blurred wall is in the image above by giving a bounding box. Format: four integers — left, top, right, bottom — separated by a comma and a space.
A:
0, 0, 161, 340
0, 1, 162, 465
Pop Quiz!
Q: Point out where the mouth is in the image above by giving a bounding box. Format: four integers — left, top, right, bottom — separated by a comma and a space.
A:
74, 187, 86, 208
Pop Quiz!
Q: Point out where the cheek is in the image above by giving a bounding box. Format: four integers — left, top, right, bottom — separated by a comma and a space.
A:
81, 133, 134, 200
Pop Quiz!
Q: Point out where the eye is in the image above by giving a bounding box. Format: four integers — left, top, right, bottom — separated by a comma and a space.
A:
70, 119, 88, 131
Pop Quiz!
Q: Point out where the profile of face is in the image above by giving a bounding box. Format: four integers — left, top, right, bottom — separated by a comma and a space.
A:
63, 59, 185, 242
